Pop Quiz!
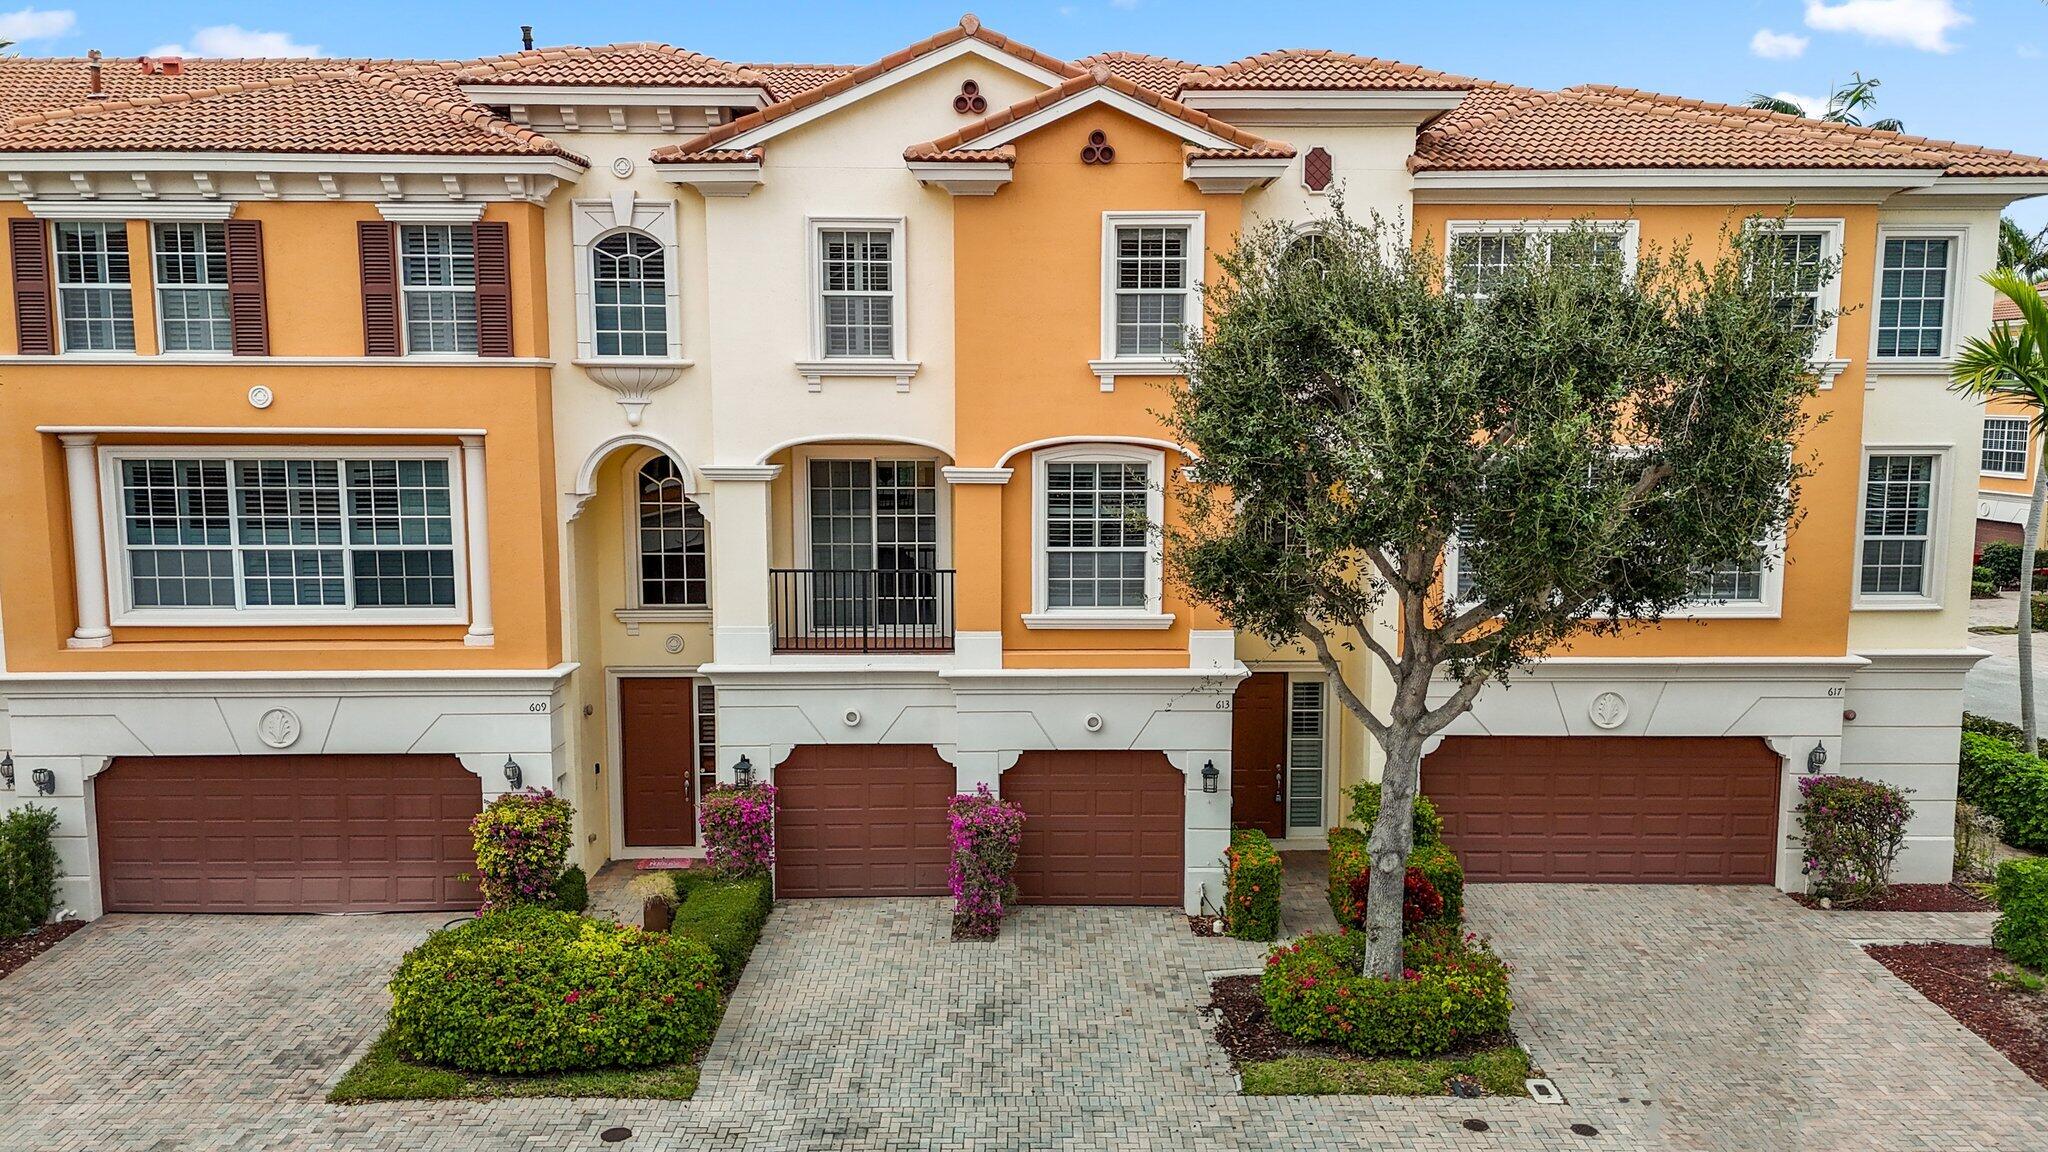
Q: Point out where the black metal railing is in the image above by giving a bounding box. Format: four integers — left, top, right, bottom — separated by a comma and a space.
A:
769, 568, 956, 653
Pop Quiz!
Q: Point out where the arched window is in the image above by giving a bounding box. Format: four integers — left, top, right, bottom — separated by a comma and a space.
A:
637, 456, 706, 606
1279, 228, 1333, 278
593, 232, 667, 357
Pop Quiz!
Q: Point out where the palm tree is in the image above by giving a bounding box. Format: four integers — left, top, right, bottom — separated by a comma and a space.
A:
1952, 272, 2048, 747
2001, 217, 2048, 280
1747, 72, 1905, 132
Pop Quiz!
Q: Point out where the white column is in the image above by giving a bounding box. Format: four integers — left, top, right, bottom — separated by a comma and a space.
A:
60, 435, 112, 649
460, 435, 494, 648
699, 465, 781, 664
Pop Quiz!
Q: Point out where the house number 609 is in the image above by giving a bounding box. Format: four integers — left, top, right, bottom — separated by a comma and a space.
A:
528, 702, 548, 712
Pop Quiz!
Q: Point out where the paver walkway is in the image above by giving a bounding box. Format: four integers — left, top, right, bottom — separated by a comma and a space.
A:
0, 886, 2040, 1150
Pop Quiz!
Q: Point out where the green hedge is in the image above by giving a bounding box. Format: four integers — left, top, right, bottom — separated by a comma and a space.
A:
0, 806, 61, 936
1959, 732, 2048, 850
1261, 923, 1512, 1057
1994, 857, 2048, 972
1327, 827, 1461, 927
549, 865, 589, 914
1223, 829, 1281, 941
669, 874, 773, 987
1345, 784, 1443, 846
387, 906, 720, 1075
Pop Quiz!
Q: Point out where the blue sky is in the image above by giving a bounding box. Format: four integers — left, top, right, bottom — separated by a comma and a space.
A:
10, 1, 2047, 228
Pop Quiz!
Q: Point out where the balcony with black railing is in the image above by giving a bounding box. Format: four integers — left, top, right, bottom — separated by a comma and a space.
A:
769, 568, 956, 653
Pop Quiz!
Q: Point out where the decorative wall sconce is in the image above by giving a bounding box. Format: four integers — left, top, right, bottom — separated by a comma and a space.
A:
735, 754, 755, 788
1201, 760, 1219, 794
953, 78, 987, 115
1081, 130, 1114, 165
1, 752, 12, 790
30, 766, 55, 795
503, 755, 524, 790
1806, 741, 1828, 774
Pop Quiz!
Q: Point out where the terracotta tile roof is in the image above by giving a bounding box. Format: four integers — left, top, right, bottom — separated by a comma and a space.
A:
655, 14, 1084, 160
1074, 52, 1202, 97
1185, 143, 1295, 161
903, 144, 1015, 163
667, 148, 763, 164
1994, 282, 2048, 324
457, 43, 768, 90
903, 64, 1293, 163
0, 55, 452, 121
1181, 49, 1475, 93
742, 63, 860, 100
0, 65, 585, 161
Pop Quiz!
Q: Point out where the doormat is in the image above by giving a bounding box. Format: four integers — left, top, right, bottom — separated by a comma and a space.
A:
635, 857, 702, 871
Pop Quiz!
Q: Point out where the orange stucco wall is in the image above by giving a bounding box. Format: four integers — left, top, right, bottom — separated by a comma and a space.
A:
1412, 202, 1877, 657
950, 104, 1232, 665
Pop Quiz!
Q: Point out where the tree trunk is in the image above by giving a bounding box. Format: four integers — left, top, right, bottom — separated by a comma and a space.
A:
1360, 734, 1422, 980
2023, 463, 2048, 750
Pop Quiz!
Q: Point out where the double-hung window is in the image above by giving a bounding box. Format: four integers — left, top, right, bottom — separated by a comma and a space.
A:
1098, 213, 1203, 374
1759, 230, 1829, 332
111, 450, 464, 622
1445, 220, 1637, 300
1857, 452, 1939, 601
1984, 416, 2031, 478
152, 222, 230, 353
1875, 235, 1954, 360
1029, 445, 1167, 626
592, 231, 668, 357
54, 221, 135, 352
818, 227, 896, 358
399, 224, 477, 354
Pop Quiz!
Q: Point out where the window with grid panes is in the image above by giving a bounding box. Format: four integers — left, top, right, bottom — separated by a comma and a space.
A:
1859, 454, 1936, 596
1287, 680, 1326, 829
1045, 460, 1150, 608
399, 224, 477, 353
805, 458, 937, 626
636, 456, 707, 607
819, 229, 894, 357
1876, 237, 1951, 358
153, 222, 230, 352
54, 221, 135, 352
1691, 556, 1767, 603
1760, 230, 1828, 330
1984, 416, 2031, 477
1113, 225, 1189, 356
593, 231, 667, 356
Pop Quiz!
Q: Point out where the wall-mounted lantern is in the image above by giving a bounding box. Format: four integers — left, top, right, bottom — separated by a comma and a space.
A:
0, 752, 13, 790
1806, 741, 1828, 774
1201, 760, 1219, 794
503, 755, 523, 791
735, 754, 755, 788
30, 766, 55, 795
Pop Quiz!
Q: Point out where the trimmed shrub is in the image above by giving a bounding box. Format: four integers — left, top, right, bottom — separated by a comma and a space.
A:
1974, 576, 2001, 600
387, 906, 719, 1074
1795, 775, 1912, 906
701, 784, 777, 877
0, 805, 62, 936
1411, 843, 1464, 922
1960, 731, 2048, 850
1260, 923, 1513, 1057
2034, 593, 2048, 633
1981, 542, 2024, 589
1345, 783, 1443, 846
1955, 802, 2006, 882
1993, 857, 2048, 972
1330, 830, 1462, 928
1964, 712, 2042, 755
1223, 829, 1282, 941
670, 875, 773, 986
947, 785, 1025, 938
548, 864, 589, 914
1402, 869, 1444, 926
470, 790, 575, 910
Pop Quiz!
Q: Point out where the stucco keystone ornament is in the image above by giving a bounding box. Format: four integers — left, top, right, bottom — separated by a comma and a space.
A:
256, 707, 302, 749
1588, 691, 1629, 730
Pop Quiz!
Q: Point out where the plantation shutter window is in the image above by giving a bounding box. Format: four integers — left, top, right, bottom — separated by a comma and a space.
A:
593, 231, 667, 357
398, 224, 478, 354
53, 221, 135, 352
9, 217, 54, 355
1286, 679, 1327, 830
1858, 454, 1937, 597
152, 222, 231, 353
1112, 225, 1189, 356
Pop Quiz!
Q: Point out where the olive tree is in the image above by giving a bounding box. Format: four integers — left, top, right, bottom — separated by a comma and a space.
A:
1163, 206, 1825, 979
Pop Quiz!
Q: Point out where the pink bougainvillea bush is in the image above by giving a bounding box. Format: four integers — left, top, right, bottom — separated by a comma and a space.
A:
700, 784, 777, 877
949, 785, 1025, 939
469, 789, 575, 910
1797, 774, 1912, 907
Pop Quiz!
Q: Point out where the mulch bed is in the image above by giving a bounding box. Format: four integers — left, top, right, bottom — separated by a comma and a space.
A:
1789, 884, 1992, 912
1187, 914, 1227, 938
1206, 972, 1510, 1068
0, 920, 86, 981
1867, 944, 2048, 1088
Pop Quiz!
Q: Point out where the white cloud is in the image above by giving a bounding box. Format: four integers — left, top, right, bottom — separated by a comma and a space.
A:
1771, 91, 1828, 118
0, 7, 75, 42
147, 25, 322, 58
1750, 28, 1810, 59
1803, 0, 1969, 53
2020, 44, 2043, 60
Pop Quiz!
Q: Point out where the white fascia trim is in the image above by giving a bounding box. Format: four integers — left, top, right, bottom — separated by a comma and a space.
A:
1411, 167, 1940, 191
1847, 647, 1990, 670
40, 424, 487, 436
699, 464, 784, 482
655, 161, 762, 196
942, 466, 1014, 485
0, 151, 586, 179
1183, 156, 1292, 194
718, 39, 1072, 152
942, 664, 1249, 688
994, 434, 1192, 470
0, 661, 578, 688
964, 87, 1243, 153
1898, 177, 2048, 198
1178, 90, 1467, 113
27, 199, 232, 221
456, 84, 771, 109
905, 160, 1014, 196
378, 201, 487, 223
1470, 654, 1870, 680
1021, 611, 1176, 630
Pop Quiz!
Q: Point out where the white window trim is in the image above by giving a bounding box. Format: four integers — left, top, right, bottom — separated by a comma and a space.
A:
570, 198, 685, 364
1025, 442, 1173, 630
1720, 217, 1849, 384
396, 222, 478, 358
53, 219, 137, 356
97, 444, 472, 627
1982, 415, 2032, 480
618, 446, 712, 622
150, 220, 231, 358
1442, 530, 1785, 619
800, 216, 917, 387
1870, 225, 1967, 367
1443, 218, 1645, 290
1853, 444, 1949, 612
1284, 672, 1332, 834
789, 443, 953, 576
1094, 211, 1204, 390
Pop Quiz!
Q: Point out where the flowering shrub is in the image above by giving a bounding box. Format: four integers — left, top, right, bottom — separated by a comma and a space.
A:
1330, 828, 1462, 927
387, 906, 720, 1074
948, 785, 1025, 938
1796, 774, 1912, 907
701, 784, 778, 877
1995, 858, 2048, 972
470, 790, 575, 910
1223, 828, 1282, 941
1346, 862, 1450, 930
1260, 923, 1513, 1056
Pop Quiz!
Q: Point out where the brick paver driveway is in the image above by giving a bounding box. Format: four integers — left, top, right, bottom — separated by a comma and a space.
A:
0, 887, 2041, 1150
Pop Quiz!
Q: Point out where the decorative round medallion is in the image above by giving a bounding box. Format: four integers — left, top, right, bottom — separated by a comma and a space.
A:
663, 633, 685, 654
247, 385, 275, 410
256, 707, 302, 749
1083, 713, 1104, 733
610, 155, 636, 178
1588, 691, 1629, 730
842, 709, 862, 728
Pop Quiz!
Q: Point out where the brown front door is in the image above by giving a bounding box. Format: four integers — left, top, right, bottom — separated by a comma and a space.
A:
1230, 672, 1289, 837
1005, 750, 1184, 906
774, 744, 955, 898
95, 755, 482, 913
621, 677, 698, 847
1423, 735, 1782, 883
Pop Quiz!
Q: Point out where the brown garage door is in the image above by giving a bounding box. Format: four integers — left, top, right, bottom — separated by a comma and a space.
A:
1423, 736, 1781, 883
774, 744, 954, 898
1004, 751, 1184, 906
96, 755, 483, 913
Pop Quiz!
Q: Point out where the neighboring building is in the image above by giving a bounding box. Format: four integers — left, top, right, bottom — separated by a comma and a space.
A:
1973, 281, 2048, 548
1, 17, 2041, 918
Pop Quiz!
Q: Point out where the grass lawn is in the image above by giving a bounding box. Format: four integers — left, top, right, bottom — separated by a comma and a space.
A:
1239, 1044, 1531, 1097
329, 1032, 699, 1103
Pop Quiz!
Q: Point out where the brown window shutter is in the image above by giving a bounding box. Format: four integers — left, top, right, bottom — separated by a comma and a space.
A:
10, 217, 54, 355
472, 220, 512, 357
357, 220, 401, 356
224, 219, 269, 356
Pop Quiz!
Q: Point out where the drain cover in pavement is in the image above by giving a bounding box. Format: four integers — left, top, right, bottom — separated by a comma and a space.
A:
1462, 1119, 1490, 1132
1571, 1123, 1599, 1136
600, 1128, 633, 1143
